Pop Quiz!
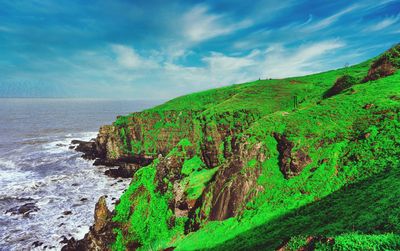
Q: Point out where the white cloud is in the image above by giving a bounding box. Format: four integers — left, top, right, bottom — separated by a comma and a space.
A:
305, 5, 359, 31
4, 39, 347, 99
203, 52, 256, 71
259, 40, 346, 78
233, 29, 272, 49
291, 40, 345, 63
110, 40, 346, 96
161, 52, 257, 90
367, 14, 400, 31
111, 44, 159, 69
232, 5, 357, 51
182, 4, 252, 42
157, 40, 346, 95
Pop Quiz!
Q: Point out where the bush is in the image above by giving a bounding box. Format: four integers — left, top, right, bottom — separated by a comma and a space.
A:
362, 44, 400, 82
323, 75, 357, 98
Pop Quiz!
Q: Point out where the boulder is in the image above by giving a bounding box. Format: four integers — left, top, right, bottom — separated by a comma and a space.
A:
6, 202, 39, 216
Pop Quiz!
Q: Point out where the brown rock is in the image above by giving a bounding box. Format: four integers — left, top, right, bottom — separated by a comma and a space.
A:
93, 196, 111, 233
62, 196, 116, 251
273, 133, 311, 179
6, 203, 39, 216
205, 142, 265, 222
363, 103, 374, 109
63, 211, 72, 216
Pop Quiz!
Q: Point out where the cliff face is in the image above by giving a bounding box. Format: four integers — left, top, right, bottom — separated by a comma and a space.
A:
68, 44, 400, 251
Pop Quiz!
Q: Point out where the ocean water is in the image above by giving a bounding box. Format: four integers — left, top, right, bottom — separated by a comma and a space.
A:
0, 98, 160, 250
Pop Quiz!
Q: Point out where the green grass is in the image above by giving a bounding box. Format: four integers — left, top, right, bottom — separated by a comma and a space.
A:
182, 167, 219, 200
112, 160, 187, 251
195, 166, 400, 250
173, 72, 400, 251
320, 233, 400, 250
108, 45, 400, 250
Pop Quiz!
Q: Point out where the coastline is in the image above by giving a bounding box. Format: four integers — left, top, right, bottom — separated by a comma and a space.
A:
0, 98, 149, 250
64, 44, 400, 250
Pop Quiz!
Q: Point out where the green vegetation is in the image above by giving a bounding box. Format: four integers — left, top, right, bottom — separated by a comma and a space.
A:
183, 164, 400, 250
182, 166, 218, 200
323, 74, 357, 98
321, 233, 400, 250
109, 45, 400, 250
181, 156, 204, 175
112, 160, 186, 250
382, 43, 400, 68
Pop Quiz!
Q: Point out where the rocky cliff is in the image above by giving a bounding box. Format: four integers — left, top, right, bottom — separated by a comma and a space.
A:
65, 44, 400, 250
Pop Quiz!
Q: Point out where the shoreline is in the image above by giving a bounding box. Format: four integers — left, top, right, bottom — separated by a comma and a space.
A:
0, 131, 129, 250
62, 136, 137, 250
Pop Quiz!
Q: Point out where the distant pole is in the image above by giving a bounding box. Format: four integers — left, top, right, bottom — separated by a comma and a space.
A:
293, 95, 298, 110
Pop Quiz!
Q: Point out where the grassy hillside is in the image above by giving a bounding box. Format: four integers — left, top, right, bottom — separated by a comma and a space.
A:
150, 59, 372, 115
108, 44, 399, 251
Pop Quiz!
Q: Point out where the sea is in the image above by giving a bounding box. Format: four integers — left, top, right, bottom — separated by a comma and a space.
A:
0, 98, 160, 250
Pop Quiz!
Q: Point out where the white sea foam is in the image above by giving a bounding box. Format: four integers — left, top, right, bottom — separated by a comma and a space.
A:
0, 131, 129, 250
0, 168, 27, 182
42, 131, 98, 154
0, 99, 147, 250
0, 158, 17, 169
75, 225, 90, 240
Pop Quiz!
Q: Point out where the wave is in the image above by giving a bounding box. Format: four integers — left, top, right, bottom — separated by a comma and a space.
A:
0, 158, 17, 169
41, 131, 98, 154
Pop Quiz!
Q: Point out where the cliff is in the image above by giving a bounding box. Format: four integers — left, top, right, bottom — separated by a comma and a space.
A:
67, 44, 400, 250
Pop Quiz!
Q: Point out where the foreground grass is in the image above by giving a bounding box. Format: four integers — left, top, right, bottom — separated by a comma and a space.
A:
205, 167, 400, 250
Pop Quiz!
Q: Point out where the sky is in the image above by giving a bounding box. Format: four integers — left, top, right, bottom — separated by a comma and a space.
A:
0, 0, 399, 99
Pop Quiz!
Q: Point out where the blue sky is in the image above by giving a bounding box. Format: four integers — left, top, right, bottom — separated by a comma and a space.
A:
0, 0, 399, 99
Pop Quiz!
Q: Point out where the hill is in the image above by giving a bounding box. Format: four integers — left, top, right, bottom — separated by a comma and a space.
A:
65, 44, 400, 251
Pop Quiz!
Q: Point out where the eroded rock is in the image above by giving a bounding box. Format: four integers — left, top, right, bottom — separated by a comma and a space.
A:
62, 196, 115, 251
273, 133, 311, 179
93, 196, 111, 233
201, 142, 265, 222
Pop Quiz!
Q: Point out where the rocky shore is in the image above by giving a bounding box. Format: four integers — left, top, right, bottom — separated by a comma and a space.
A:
62, 110, 269, 250
62, 196, 115, 250
63, 126, 156, 250
69, 142, 146, 179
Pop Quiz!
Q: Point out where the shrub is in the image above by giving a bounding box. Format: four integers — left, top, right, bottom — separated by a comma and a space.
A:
362, 43, 400, 82
323, 75, 357, 98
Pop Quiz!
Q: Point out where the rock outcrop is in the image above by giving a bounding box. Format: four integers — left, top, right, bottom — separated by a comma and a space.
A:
62, 196, 115, 251
72, 126, 153, 178
273, 133, 312, 179
201, 141, 266, 222
5, 202, 39, 216
66, 109, 267, 248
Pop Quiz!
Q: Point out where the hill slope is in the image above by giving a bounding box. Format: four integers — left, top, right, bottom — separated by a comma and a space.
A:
67, 44, 400, 251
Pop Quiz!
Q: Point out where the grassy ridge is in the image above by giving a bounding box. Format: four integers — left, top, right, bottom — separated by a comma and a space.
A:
148, 59, 372, 115
110, 45, 400, 250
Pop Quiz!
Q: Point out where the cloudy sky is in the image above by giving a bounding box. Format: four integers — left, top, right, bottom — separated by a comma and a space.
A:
0, 0, 399, 99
